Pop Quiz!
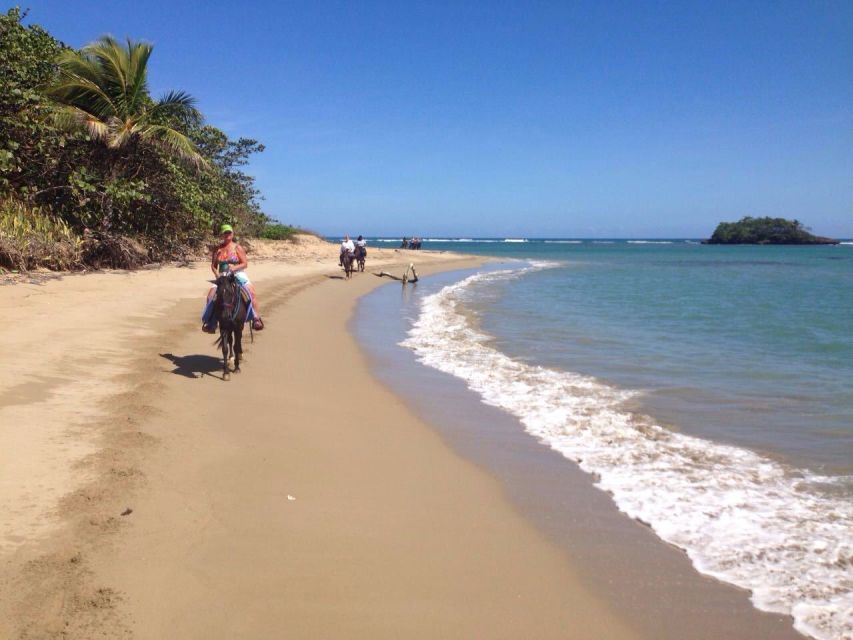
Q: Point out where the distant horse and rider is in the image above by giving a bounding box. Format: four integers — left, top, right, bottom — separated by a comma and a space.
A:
339, 234, 367, 279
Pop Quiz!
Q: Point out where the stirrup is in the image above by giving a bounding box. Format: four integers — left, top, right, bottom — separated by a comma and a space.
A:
252, 318, 264, 331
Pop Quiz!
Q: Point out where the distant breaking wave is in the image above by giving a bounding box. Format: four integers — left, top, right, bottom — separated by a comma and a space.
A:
401, 265, 853, 640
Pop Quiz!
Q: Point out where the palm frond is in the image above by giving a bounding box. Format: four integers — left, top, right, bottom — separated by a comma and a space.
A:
84, 36, 130, 116
48, 81, 117, 121
157, 90, 197, 108
49, 49, 120, 119
49, 105, 111, 142
148, 90, 201, 124
125, 39, 153, 114
54, 48, 107, 88
138, 124, 208, 169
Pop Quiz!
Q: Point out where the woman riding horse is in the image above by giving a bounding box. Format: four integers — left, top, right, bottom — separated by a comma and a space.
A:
213, 271, 248, 380
202, 224, 264, 332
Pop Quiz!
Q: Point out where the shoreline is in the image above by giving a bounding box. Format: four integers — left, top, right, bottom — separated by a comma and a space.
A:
353, 266, 804, 640
1, 243, 637, 638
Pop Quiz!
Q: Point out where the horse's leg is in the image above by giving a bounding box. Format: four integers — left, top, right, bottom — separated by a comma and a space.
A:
221, 327, 230, 380
233, 325, 242, 373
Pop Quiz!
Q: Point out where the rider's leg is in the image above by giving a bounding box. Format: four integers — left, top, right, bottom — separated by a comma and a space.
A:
202, 285, 218, 332
233, 272, 263, 330
246, 283, 264, 329
246, 284, 260, 316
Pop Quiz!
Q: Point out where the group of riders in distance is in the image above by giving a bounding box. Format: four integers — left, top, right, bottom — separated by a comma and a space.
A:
401, 236, 422, 249
339, 234, 367, 279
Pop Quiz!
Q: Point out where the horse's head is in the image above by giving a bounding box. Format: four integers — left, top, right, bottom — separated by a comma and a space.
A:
214, 272, 241, 318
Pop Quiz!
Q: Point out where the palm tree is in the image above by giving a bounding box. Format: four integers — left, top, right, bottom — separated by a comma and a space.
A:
47, 35, 205, 167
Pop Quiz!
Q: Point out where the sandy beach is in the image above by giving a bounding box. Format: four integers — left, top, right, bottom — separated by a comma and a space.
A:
3, 4, 849, 637
0, 238, 637, 639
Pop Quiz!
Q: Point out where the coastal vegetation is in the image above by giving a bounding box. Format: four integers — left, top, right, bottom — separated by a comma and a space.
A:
705, 217, 838, 245
0, 8, 288, 271
258, 223, 304, 241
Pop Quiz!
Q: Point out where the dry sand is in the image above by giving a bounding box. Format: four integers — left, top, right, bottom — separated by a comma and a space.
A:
0, 237, 637, 639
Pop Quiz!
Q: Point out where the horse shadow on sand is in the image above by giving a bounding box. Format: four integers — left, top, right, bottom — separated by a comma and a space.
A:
160, 353, 226, 380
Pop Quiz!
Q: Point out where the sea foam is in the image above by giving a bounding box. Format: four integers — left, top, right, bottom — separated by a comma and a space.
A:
401, 265, 853, 640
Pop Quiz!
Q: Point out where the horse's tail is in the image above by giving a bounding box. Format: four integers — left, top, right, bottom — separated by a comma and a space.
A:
214, 334, 223, 348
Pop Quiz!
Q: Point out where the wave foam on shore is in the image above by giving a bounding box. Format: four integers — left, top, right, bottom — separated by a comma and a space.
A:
401, 265, 853, 640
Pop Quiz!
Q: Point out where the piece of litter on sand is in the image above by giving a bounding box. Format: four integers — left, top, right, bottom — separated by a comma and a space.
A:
287, 495, 296, 501
120, 508, 133, 516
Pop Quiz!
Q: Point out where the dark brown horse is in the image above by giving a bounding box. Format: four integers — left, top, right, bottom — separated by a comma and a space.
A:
354, 244, 366, 272
341, 250, 355, 279
213, 272, 248, 380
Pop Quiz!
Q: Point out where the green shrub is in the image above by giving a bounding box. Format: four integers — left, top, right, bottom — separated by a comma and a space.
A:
259, 223, 300, 241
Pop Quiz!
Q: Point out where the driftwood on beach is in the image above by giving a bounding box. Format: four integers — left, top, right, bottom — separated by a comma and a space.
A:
373, 263, 418, 284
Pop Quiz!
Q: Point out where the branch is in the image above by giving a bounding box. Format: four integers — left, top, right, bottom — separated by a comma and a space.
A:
31, 185, 73, 197
373, 264, 418, 283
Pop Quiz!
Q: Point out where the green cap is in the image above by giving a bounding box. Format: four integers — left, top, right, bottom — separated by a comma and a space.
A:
219, 223, 234, 234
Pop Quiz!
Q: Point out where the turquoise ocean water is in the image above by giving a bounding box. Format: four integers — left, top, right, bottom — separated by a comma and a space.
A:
368, 237, 853, 640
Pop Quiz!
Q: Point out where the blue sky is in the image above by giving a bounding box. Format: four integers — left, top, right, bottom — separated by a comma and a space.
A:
20, 1, 853, 237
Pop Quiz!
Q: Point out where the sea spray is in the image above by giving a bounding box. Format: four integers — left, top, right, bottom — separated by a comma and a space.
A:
401, 265, 853, 640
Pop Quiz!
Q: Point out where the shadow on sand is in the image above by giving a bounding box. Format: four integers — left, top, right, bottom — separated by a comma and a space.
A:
160, 353, 225, 380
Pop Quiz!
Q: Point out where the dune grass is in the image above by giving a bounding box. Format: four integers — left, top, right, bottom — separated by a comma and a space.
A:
0, 199, 82, 271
